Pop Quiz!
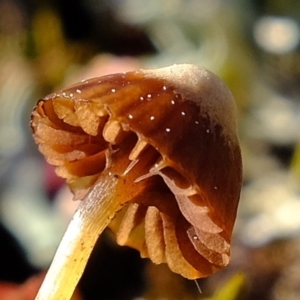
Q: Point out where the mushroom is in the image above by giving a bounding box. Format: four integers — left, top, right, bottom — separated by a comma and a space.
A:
31, 64, 242, 300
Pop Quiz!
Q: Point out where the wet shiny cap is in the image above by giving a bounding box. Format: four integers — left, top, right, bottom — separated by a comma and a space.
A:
31, 64, 242, 279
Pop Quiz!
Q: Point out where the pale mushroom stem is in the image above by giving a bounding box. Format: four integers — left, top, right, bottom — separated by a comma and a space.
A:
35, 171, 121, 300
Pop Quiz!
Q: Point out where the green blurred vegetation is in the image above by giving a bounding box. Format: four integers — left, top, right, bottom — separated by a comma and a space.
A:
204, 274, 246, 300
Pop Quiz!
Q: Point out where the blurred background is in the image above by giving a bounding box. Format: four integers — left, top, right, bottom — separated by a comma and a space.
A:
0, 0, 300, 299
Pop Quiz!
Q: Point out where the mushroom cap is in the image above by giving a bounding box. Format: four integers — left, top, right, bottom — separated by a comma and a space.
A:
31, 64, 242, 279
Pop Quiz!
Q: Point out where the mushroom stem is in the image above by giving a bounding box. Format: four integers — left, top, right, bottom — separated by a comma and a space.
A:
35, 171, 120, 300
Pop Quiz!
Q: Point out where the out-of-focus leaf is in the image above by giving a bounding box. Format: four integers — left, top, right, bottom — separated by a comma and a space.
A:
291, 143, 300, 181
203, 273, 246, 300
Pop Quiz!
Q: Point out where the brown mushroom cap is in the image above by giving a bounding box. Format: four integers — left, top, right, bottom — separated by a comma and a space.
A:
31, 64, 242, 279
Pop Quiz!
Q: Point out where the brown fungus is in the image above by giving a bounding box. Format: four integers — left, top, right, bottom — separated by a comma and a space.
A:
31, 64, 242, 300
